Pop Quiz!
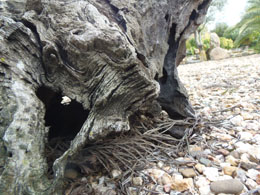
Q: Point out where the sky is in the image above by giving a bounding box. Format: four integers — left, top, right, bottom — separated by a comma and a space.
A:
208, 0, 248, 30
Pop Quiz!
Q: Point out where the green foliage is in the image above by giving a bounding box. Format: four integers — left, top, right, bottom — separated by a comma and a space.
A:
235, 0, 260, 52
220, 37, 234, 49
213, 23, 229, 37
203, 36, 210, 51
223, 27, 239, 41
186, 33, 211, 55
186, 37, 197, 55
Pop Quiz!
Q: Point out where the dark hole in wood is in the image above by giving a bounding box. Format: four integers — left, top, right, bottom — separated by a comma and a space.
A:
36, 86, 89, 141
36, 86, 89, 178
165, 13, 169, 22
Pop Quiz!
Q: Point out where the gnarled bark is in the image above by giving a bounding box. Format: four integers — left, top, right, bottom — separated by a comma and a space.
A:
0, 0, 211, 194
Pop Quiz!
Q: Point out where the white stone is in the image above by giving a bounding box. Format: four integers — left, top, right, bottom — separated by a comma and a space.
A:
230, 115, 244, 126
195, 176, 210, 188
157, 161, 164, 168
246, 169, 259, 181
245, 178, 258, 190
220, 162, 231, 168
253, 134, 260, 144
172, 173, 183, 181
61, 96, 71, 105
111, 169, 122, 178
234, 142, 253, 154
203, 167, 219, 181
216, 175, 233, 181
199, 185, 213, 195
132, 177, 143, 186
238, 132, 253, 141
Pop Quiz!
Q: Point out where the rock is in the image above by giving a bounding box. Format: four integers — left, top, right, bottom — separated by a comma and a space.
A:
169, 191, 181, 195
245, 178, 258, 190
218, 148, 230, 156
238, 132, 253, 141
235, 169, 247, 182
226, 155, 239, 166
148, 169, 165, 181
210, 33, 220, 48
240, 161, 257, 171
203, 167, 219, 181
128, 187, 138, 195
199, 185, 213, 195
195, 176, 210, 188
230, 151, 240, 159
157, 161, 164, 168
111, 169, 122, 179
210, 179, 244, 194
223, 166, 237, 176
246, 169, 260, 181
216, 175, 233, 181
61, 96, 71, 105
241, 112, 254, 120
171, 178, 193, 192
256, 174, 260, 185
199, 158, 212, 167
132, 177, 143, 186
209, 47, 230, 60
230, 115, 244, 126
189, 145, 203, 158
64, 168, 79, 179
161, 173, 173, 185
179, 168, 197, 178
164, 184, 172, 193
195, 163, 205, 174
172, 174, 183, 181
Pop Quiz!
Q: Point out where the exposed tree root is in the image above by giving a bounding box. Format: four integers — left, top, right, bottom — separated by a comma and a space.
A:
45, 114, 205, 194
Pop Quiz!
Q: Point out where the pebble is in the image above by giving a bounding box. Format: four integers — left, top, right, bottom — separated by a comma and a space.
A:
225, 155, 239, 166
195, 163, 205, 174
210, 179, 244, 194
148, 168, 165, 180
230, 150, 240, 159
189, 145, 203, 158
132, 177, 143, 186
235, 169, 247, 182
238, 131, 253, 141
195, 176, 210, 188
171, 178, 193, 192
199, 157, 212, 167
179, 168, 196, 178
223, 166, 237, 176
199, 185, 213, 195
218, 148, 230, 156
234, 142, 253, 154
230, 115, 244, 126
157, 161, 164, 168
245, 178, 259, 190
161, 173, 173, 185
111, 169, 122, 178
240, 161, 257, 171
64, 168, 79, 179
246, 169, 259, 181
203, 167, 219, 181
241, 112, 254, 120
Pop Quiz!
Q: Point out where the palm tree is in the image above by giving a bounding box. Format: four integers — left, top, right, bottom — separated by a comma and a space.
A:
235, 0, 260, 50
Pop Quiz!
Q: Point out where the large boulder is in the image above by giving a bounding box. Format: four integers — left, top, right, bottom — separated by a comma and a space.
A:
209, 47, 230, 60
210, 33, 220, 49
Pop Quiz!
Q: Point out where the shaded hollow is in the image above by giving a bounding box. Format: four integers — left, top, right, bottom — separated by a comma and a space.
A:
36, 86, 89, 141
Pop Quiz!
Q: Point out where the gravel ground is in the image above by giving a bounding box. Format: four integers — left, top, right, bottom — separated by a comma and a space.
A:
66, 55, 260, 195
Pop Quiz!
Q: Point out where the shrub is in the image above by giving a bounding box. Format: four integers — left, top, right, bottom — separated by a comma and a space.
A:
220, 37, 234, 50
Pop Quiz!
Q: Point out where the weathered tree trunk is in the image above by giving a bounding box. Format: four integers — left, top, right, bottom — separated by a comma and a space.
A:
0, 0, 211, 194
